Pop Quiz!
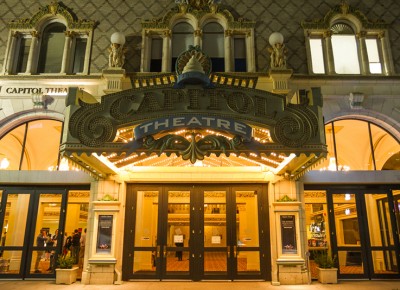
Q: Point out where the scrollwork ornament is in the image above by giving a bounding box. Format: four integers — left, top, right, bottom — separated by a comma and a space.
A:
76, 116, 115, 147
70, 103, 116, 147
272, 113, 311, 148
109, 95, 137, 121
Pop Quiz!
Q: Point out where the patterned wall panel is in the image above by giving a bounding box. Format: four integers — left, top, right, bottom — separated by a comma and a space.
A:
0, 0, 399, 74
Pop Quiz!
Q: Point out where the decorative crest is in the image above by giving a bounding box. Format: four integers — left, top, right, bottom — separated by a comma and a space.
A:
49, 1, 60, 15
340, 0, 349, 15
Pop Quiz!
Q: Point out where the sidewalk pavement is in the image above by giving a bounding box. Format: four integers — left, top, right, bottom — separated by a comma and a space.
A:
1, 280, 400, 290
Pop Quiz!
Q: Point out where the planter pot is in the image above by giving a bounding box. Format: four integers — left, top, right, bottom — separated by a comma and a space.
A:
55, 267, 79, 284
317, 267, 338, 284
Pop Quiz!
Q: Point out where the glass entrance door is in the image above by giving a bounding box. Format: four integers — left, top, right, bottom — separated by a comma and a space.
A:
124, 184, 269, 281
0, 188, 66, 278
201, 186, 266, 280
329, 190, 400, 279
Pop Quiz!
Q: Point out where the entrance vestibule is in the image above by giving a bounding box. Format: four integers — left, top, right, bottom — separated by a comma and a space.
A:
123, 184, 270, 281
305, 187, 400, 280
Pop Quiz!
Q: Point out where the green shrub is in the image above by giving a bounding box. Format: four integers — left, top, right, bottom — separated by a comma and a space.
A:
57, 255, 74, 269
314, 250, 337, 268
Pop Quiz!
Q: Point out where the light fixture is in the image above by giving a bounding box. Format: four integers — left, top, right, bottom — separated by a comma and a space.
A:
0, 157, 10, 169
32, 93, 54, 109
59, 157, 70, 171
345, 193, 351, 200
320, 157, 350, 171
111, 32, 126, 45
269, 32, 284, 46
345, 208, 351, 215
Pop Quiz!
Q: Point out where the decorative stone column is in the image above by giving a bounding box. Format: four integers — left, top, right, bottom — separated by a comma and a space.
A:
25, 31, 39, 74
378, 31, 392, 75
81, 180, 123, 285
4, 32, 19, 74
270, 179, 308, 285
162, 29, 172, 72
357, 31, 369, 75
141, 31, 151, 72
224, 30, 233, 72
60, 31, 74, 74
102, 69, 127, 94
103, 32, 129, 93
323, 30, 335, 75
269, 69, 293, 95
246, 30, 256, 72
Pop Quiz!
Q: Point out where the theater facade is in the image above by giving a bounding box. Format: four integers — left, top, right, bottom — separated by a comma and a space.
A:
0, 0, 399, 285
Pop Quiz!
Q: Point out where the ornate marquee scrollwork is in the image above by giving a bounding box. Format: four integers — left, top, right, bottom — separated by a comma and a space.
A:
271, 104, 318, 148
127, 132, 247, 164
69, 101, 116, 147
109, 95, 138, 121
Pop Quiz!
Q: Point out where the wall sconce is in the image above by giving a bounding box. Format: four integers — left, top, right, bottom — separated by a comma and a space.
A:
349, 92, 364, 109
0, 157, 10, 169
108, 32, 126, 68
32, 93, 54, 109
268, 32, 287, 69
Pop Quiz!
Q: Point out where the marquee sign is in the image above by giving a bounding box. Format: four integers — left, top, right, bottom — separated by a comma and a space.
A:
61, 80, 326, 172
134, 115, 252, 140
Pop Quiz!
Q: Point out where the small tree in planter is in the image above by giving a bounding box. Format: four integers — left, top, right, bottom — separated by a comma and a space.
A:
56, 256, 78, 284
314, 250, 338, 284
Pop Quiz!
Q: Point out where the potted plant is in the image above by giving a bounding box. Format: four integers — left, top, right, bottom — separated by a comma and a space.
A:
313, 250, 338, 284
55, 255, 78, 284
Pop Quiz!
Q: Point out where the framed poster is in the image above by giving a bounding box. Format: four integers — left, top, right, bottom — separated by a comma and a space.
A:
211, 235, 221, 244
280, 215, 297, 254
174, 235, 183, 243
97, 215, 113, 253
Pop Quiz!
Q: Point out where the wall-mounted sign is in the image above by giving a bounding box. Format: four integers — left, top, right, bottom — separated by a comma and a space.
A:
0, 85, 68, 96
97, 215, 113, 254
281, 215, 297, 254
211, 235, 221, 244
134, 115, 253, 141
174, 235, 184, 243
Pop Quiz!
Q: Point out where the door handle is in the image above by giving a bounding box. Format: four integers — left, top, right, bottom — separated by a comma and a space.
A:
157, 245, 161, 258
227, 247, 230, 258
234, 245, 237, 258
163, 246, 166, 257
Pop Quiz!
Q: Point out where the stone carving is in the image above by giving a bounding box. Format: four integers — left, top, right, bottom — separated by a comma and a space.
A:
7, 1, 96, 30
175, 0, 221, 10
142, 1, 255, 31
271, 104, 318, 147
108, 43, 125, 68
268, 42, 288, 69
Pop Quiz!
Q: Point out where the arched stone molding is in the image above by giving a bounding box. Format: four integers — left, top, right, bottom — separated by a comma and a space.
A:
170, 14, 199, 31
324, 111, 400, 142
0, 110, 64, 138
141, 1, 255, 73
3, 1, 96, 75
302, 1, 389, 31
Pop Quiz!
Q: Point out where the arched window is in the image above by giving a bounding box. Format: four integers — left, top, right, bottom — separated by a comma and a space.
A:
331, 23, 360, 74
302, 3, 392, 75
3, 2, 95, 75
315, 119, 400, 171
202, 22, 224, 72
172, 22, 194, 71
0, 119, 62, 170
37, 23, 66, 73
